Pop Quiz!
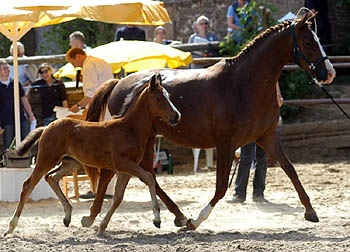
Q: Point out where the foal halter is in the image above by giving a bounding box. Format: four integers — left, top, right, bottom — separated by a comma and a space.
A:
291, 22, 328, 80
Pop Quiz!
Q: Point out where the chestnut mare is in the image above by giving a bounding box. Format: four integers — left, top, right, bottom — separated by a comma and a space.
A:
4, 74, 181, 236
81, 13, 336, 231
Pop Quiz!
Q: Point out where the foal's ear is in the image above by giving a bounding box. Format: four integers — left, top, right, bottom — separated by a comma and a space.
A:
156, 74, 162, 87
149, 74, 157, 91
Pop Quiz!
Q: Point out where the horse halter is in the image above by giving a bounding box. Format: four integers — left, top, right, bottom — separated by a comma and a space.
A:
291, 22, 328, 80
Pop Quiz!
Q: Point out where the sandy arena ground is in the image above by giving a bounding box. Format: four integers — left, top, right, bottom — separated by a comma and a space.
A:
0, 146, 349, 252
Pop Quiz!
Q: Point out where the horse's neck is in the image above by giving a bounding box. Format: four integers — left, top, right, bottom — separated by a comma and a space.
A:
232, 28, 292, 86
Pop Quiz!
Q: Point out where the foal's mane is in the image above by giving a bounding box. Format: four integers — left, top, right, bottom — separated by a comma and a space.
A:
224, 19, 308, 66
116, 80, 149, 118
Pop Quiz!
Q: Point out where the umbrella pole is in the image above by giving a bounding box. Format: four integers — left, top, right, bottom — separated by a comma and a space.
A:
12, 27, 21, 148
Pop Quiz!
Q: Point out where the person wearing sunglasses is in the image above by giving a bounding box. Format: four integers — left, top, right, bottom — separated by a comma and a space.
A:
188, 15, 219, 69
30, 63, 68, 126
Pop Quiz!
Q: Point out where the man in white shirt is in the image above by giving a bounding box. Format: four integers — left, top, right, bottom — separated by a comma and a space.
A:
65, 48, 114, 113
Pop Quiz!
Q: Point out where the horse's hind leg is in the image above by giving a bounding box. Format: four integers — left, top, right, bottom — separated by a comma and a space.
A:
97, 173, 131, 236
45, 157, 82, 227
4, 162, 53, 236
81, 168, 116, 228
258, 131, 319, 222
141, 135, 187, 227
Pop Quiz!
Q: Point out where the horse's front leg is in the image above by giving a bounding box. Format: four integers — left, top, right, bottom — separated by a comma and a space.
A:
185, 144, 235, 230
141, 135, 187, 227
45, 157, 82, 227
81, 168, 116, 227
258, 130, 319, 222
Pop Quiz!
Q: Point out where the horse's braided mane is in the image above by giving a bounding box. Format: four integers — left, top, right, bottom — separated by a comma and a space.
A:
116, 80, 149, 118
224, 19, 306, 66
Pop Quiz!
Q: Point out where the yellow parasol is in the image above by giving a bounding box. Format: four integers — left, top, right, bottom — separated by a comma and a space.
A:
55, 40, 192, 78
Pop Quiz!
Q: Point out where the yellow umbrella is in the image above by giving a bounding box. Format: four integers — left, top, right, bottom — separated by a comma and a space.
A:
55, 41, 192, 78
0, 0, 170, 147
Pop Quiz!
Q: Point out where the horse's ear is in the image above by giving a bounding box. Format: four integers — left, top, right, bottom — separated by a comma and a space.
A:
298, 11, 316, 29
149, 74, 157, 91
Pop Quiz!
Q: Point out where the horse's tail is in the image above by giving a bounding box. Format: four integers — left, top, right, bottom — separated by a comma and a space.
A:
84, 78, 119, 193
16, 126, 45, 156
86, 78, 119, 122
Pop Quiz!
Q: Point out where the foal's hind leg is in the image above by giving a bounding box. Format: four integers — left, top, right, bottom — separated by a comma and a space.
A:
97, 173, 131, 235
81, 168, 116, 227
258, 131, 319, 222
141, 135, 187, 227
4, 162, 53, 236
45, 157, 83, 227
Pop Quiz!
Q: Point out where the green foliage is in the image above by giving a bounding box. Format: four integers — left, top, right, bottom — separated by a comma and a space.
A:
336, 0, 350, 7
0, 34, 12, 58
219, 1, 277, 57
279, 70, 316, 122
38, 19, 115, 55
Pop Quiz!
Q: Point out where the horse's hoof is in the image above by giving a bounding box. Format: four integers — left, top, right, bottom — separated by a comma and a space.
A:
179, 219, 196, 232
174, 215, 188, 227
153, 220, 161, 229
305, 210, 319, 222
63, 217, 71, 227
81, 216, 93, 227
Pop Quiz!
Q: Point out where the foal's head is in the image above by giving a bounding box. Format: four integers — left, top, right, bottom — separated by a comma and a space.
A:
292, 12, 335, 84
147, 74, 181, 125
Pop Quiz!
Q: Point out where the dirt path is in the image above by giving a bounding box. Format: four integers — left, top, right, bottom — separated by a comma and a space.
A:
0, 157, 349, 251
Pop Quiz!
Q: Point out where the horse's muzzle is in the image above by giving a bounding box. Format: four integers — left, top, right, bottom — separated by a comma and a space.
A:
169, 112, 181, 126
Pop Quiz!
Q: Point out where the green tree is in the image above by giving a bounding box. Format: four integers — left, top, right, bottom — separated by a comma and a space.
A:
38, 19, 115, 55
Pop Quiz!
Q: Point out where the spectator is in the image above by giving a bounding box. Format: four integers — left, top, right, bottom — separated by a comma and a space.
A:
153, 26, 172, 45
227, 0, 250, 45
8, 42, 37, 96
65, 48, 113, 113
69, 31, 91, 51
188, 15, 219, 68
31, 63, 68, 126
114, 25, 146, 41
0, 60, 35, 152
232, 82, 283, 203
304, 0, 332, 54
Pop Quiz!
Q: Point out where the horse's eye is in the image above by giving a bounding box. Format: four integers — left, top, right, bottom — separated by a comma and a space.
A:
156, 97, 161, 101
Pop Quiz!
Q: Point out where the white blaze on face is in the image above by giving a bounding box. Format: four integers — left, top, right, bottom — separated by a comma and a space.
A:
162, 88, 181, 120
311, 30, 336, 84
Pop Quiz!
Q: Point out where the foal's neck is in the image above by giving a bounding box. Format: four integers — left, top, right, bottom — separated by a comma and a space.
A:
119, 90, 154, 137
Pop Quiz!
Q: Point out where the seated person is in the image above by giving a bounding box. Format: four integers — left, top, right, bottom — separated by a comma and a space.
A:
31, 63, 68, 126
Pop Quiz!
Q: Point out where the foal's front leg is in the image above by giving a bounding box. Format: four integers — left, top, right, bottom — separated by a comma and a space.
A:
81, 168, 117, 227
258, 130, 319, 222
97, 161, 160, 235
96, 173, 131, 235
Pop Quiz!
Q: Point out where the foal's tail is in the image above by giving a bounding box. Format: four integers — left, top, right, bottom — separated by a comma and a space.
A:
16, 126, 45, 156
86, 78, 119, 122
84, 78, 119, 192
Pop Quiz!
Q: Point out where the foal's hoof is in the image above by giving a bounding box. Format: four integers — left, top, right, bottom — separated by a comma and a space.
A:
174, 215, 188, 227
81, 216, 93, 227
153, 220, 161, 229
63, 217, 71, 227
305, 210, 319, 222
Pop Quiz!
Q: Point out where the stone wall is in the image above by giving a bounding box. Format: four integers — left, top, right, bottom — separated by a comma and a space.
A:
140, 0, 349, 51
